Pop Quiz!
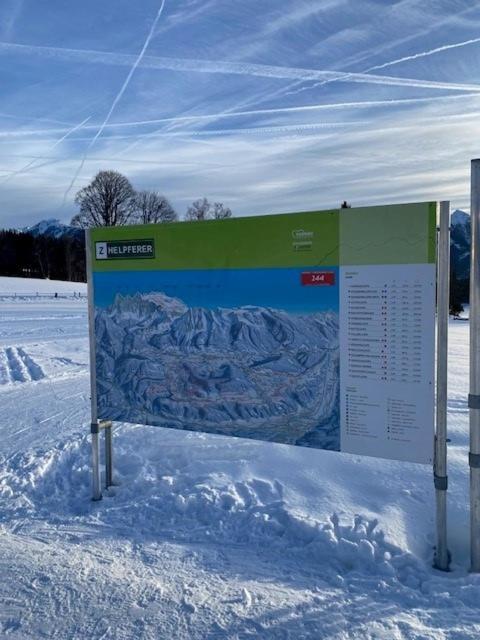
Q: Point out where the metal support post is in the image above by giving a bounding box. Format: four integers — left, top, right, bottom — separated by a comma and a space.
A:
470, 159, 480, 571
86, 229, 102, 501
434, 200, 450, 570
91, 421, 102, 501
104, 422, 114, 489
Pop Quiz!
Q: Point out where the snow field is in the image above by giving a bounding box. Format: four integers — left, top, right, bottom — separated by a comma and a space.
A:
0, 277, 479, 638
0, 276, 86, 299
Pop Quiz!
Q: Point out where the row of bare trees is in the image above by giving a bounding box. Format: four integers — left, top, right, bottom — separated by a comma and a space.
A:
71, 171, 232, 228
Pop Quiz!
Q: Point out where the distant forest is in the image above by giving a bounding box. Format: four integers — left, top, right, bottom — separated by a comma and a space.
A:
0, 230, 86, 282
0, 226, 471, 316
450, 270, 469, 315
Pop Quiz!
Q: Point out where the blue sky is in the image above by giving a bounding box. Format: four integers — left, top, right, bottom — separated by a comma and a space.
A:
93, 267, 340, 313
1, 0, 480, 227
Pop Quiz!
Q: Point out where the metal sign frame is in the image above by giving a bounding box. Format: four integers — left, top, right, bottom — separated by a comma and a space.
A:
434, 201, 450, 571
469, 159, 480, 572
86, 231, 113, 501
85, 203, 451, 570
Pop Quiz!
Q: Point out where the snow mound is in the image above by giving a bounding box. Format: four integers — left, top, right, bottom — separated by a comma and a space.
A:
2, 428, 416, 587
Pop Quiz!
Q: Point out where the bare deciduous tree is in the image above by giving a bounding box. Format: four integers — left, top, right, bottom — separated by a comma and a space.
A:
71, 171, 136, 228
132, 190, 177, 224
213, 202, 232, 219
185, 197, 211, 221
185, 198, 233, 221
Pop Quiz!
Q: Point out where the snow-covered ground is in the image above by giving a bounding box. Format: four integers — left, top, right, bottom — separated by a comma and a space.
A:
0, 277, 478, 639
0, 276, 86, 299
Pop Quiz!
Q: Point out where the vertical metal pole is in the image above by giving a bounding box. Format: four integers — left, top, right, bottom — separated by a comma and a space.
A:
434, 201, 450, 570
86, 229, 102, 501
105, 423, 113, 489
470, 159, 480, 571
91, 424, 101, 499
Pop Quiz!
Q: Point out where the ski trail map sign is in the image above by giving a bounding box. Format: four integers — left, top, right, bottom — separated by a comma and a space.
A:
87, 202, 436, 464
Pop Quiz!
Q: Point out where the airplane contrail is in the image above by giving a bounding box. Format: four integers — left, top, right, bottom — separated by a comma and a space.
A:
0, 116, 91, 184
4, 110, 480, 152
103, 93, 480, 128
11, 108, 480, 146
109, 91, 480, 157
366, 36, 480, 73
0, 121, 368, 147
115, 76, 307, 156
41, 120, 375, 142
0, 111, 72, 126
341, 4, 479, 70
0, 127, 74, 138
127, 2, 472, 154
2, 40, 480, 93
285, 33, 480, 99
61, 0, 167, 204
135, 120, 369, 137
1, 92, 478, 143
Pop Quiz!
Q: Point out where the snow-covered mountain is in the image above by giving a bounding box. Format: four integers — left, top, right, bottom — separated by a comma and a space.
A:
95, 292, 340, 449
23, 218, 83, 240
450, 209, 470, 281
451, 209, 470, 230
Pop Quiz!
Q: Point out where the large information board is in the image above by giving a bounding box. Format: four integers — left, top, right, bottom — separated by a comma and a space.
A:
88, 202, 436, 463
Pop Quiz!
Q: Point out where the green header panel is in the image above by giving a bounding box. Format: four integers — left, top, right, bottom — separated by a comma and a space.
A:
89, 202, 436, 272
90, 210, 339, 271
339, 202, 436, 266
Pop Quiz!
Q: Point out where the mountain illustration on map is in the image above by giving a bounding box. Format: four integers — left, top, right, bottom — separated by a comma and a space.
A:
95, 291, 340, 449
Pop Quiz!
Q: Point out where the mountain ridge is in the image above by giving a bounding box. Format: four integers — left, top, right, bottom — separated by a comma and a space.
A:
96, 291, 340, 448
22, 218, 83, 240
450, 209, 470, 282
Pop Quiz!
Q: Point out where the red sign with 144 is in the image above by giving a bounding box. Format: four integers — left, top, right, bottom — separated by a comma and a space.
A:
301, 271, 335, 286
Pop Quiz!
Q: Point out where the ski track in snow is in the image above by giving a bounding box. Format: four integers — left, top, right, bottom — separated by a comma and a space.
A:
0, 347, 45, 384
0, 286, 479, 638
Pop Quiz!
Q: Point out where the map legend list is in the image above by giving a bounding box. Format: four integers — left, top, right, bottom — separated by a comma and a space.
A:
340, 263, 435, 464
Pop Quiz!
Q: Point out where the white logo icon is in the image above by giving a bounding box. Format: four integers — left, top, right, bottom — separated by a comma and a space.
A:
95, 242, 108, 260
